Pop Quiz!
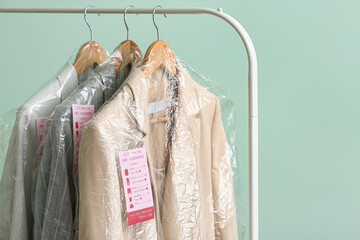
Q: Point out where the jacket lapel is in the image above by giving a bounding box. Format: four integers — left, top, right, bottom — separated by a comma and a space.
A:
127, 65, 201, 236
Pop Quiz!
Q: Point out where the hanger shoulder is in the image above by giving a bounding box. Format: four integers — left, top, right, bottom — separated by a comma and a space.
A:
73, 41, 107, 77
142, 40, 177, 79
111, 40, 142, 75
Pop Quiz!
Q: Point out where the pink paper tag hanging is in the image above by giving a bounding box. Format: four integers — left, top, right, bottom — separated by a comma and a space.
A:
72, 104, 95, 178
36, 117, 49, 147
36, 117, 52, 158
119, 147, 155, 225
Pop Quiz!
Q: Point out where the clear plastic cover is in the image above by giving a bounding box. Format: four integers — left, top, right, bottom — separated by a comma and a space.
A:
0, 45, 106, 240
31, 46, 142, 240
78, 51, 243, 239
0, 109, 17, 177
179, 59, 246, 239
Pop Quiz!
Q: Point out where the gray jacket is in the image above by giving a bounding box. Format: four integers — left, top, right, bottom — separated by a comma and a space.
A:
31, 62, 131, 240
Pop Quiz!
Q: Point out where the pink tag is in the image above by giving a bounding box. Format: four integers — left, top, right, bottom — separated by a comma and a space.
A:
36, 117, 52, 159
36, 117, 51, 147
119, 147, 155, 225
72, 104, 95, 178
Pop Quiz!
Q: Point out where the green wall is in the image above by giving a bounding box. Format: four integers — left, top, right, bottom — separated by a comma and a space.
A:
1, 0, 360, 239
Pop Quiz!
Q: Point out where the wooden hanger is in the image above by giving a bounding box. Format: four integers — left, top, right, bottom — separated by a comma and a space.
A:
111, 40, 142, 75
142, 40, 178, 123
141, 40, 177, 79
73, 40, 107, 77
141, 6, 177, 79
73, 6, 107, 77
109, 6, 142, 75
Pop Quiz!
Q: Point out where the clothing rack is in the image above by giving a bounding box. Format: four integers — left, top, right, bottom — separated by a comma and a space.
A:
0, 7, 259, 240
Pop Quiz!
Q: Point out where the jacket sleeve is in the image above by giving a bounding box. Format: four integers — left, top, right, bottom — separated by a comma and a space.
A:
78, 122, 123, 240
211, 98, 238, 239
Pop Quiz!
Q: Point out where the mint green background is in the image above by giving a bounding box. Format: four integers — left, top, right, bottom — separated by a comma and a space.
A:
1, 0, 360, 239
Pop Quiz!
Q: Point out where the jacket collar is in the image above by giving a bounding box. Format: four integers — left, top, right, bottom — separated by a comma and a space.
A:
123, 64, 200, 228
125, 64, 198, 137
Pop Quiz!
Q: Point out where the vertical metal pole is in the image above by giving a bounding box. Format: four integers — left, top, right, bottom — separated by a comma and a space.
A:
210, 9, 259, 240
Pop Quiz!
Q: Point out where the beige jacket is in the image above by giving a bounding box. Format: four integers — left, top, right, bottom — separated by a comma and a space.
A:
78, 65, 238, 239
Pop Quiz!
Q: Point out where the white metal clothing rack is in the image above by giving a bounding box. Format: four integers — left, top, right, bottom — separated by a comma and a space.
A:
0, 7, 259, 240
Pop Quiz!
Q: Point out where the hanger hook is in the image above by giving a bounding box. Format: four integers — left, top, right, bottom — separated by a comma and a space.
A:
124, 5, 135, 40
152, 5, 167, 41
84, 5, 100, 41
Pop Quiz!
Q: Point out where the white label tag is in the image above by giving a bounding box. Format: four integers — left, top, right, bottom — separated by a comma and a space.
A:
147, 100, 165, 114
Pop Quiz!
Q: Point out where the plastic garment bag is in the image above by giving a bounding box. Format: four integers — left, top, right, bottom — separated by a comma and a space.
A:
0, 109, 16, 177
31, 46, 142, 240
0, 47, 102, 240
179, 58, 246, 239
78, 53, 244, 239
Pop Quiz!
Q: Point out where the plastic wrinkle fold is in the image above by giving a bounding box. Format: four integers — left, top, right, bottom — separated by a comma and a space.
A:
0, 45, 244, 240
78, 49, 244, 240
